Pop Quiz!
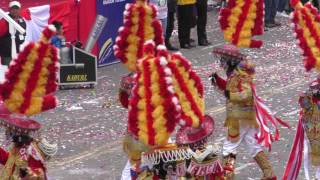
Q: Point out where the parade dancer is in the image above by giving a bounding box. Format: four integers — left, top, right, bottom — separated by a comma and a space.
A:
282, 0, 320, 179
115, 0, 208, 177
210, 45, 289, 180
283, 78, 320, 180
0, 111, 58, 179
0, 25, 59, 180
175, 115, 224, 179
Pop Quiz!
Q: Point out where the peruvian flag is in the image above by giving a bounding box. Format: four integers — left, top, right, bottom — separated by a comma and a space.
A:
21, 2, 71, 42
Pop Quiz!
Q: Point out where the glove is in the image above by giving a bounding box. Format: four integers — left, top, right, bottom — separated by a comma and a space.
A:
225, 90, 230, 99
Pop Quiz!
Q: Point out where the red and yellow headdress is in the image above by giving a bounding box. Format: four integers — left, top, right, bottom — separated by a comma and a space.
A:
290, 0, 320, 71
0, 25, 59, 133
219, 0, 264, 48
127, 41, 206, 147
168, 53, 205, 128
113, 0, 164, 72
128, 41, 181, 147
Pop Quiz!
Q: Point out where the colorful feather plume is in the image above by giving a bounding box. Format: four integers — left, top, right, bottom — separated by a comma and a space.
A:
290, 0, 320, 71
219, 0, 264, 48
128, 41, 181, 146
168, 54, 205, 128
113, 0, 164, 72
0, 26, 59, 116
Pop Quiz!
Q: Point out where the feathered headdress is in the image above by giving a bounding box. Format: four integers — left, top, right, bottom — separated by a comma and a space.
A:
219, 0, 264, 48
113, 0, 164, 72
0, 25, 59, 117
168, 53, 205, 128
127, 41, 207, 147
290, 0, 320, 71
128, 41, 181, 147
0, 25, 59, 134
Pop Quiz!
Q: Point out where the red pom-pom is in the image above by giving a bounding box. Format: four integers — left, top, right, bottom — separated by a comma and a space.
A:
250, 40, 263, 48
41, 95, 57, 111
290, 0, 300, 7
304, 57, 315, 71
143, 41, 155, 55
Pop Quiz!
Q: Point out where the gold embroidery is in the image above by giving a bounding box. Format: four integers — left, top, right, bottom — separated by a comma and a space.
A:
0, 147, 28, 180
303, 103, 320, 166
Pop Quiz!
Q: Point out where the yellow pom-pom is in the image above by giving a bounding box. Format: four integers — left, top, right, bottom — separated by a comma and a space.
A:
152, 106, 164, 119
137, 111, 147, 122
127, 35, 139, 44
128, 44, 139, 53
138, 87, 145, 97
131, 17, 139, 24
127, 63, 137, 72
25, 97, 43, 116
155, 133, 170, 146
224, 33, 232, 41
239, 30, 252, 38
32, 87, 45, 97
130, 25, 139, 34
151, 94, 162, 106
237, 38, 251, 47
144, 26, 154, 35
150, 84, 160, 94
138, 132, 149, 146
242, 21, 255, 31
137, 99, 146, 110
247, 12, 257, 20
145, 7, 153, 15
232, 7, 243, 15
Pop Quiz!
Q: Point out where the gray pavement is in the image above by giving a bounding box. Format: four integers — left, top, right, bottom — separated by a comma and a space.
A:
0, 9, 314, 180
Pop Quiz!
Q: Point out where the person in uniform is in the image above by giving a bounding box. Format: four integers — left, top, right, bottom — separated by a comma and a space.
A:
165, 0, 179, 51
177, 0, 196, 49
196, 0, 211, 46
0, 1, 26, 65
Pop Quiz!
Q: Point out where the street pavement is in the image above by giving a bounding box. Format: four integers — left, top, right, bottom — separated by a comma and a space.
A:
0, 9, 315, 180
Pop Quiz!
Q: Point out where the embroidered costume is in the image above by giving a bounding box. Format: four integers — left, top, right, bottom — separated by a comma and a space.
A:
174, 115, 224, 179
283, 0, 320, 179
211, 45, 288, 180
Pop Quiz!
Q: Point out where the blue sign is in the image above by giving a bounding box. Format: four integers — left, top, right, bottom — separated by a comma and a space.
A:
96, 0, 133, 66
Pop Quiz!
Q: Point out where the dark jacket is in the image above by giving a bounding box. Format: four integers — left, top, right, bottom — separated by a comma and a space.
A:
167, 0, 177, 12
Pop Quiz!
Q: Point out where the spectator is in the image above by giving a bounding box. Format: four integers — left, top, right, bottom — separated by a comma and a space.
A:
150, 0, 168, 38
177, 0, 196, 49
51, 21, 66, 48
0, 1, 26, 65
165, 0, 179, 51
277, 0, 289, 17
196, 0, 211, 46
265, 0, 281, 28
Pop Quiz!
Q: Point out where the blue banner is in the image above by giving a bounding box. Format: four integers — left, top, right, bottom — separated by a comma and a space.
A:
96, 0, 133, 66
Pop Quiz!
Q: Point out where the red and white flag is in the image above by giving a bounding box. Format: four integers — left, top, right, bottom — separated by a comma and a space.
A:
21, 2, 71, 42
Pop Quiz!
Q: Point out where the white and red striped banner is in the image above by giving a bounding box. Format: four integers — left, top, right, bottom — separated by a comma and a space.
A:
21, 2, 71, 42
